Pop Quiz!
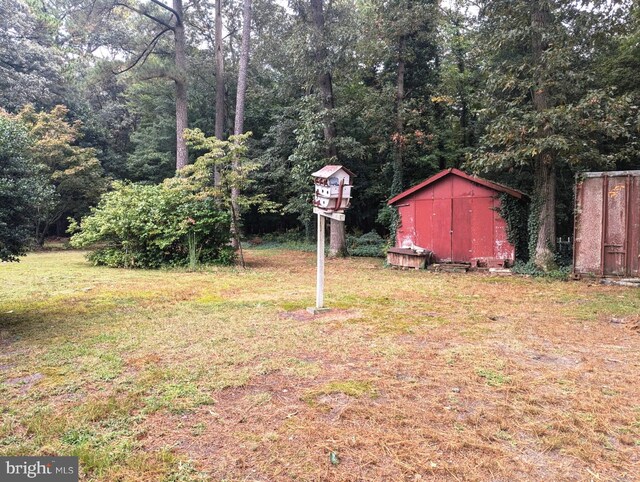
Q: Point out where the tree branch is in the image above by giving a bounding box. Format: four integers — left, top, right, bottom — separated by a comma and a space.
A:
149, 0, 181, 22
113, 27, 171, 75
114, 2, 174, 30
223, 27, 239, 41
138, 69, 174, 81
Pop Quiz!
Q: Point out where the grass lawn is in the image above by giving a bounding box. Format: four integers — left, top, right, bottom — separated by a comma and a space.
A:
1, 249, 639, 481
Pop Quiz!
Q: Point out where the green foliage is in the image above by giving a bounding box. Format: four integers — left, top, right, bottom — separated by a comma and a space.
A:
1, 0, 638, 251
0, 0, 63, 111
376, 204, 400, 247
469, 1, 637, 269
248, 231, 315, 252
526, 194, 542, 266
0, 113, 51, 261
347, 231, 386, 258
497, 193, 529, 262
182, 129, 280, 232
17, 104, 108, 244
69, 182, 232, 268
125, 80, 176, 183
512, 261, 572, 281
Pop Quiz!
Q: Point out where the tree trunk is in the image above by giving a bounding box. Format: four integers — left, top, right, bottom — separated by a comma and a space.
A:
434, 46, 448, 170
35, 221, 44, 247
532, 155, 556, 269
453, 19, 470, 165
530, 1, 556, 270
174, 0, 188, 171
310, 0, 337, 159
310, 0, 346, 257
392, 35, 406, 196
329, 218, 346, 256
56, 217, 65, 236
214, 0, 225, 185
231, 0, 252, 249
234, 0, 251, 137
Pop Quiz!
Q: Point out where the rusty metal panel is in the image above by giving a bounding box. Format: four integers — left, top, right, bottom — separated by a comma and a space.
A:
574, 171, 640, 278
630, 175, 640, 276
574, 176, 603, 275
603, 176, 627, 276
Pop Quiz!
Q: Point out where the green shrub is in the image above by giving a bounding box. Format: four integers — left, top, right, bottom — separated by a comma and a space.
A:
70, 182, 233, 268
512, 261, 572, 281
347, 231, 386, 258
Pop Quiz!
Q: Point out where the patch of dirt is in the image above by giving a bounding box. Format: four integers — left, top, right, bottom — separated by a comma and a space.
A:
517, 445, 581, 481
279, 308, 360, 322
6, 372, 44, 392
242, 250, 312, 269
528, 352, 581, 366
0, 329, 15, 346
140, 370, 317, 477
126, 353, 162, 369
316, 393, 353, 422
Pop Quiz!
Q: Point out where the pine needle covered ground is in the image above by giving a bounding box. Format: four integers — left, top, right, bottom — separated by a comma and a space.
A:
1, 250, 639, 481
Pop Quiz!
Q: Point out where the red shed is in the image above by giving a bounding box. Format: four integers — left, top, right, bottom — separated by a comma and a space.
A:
388, 168, 525, 266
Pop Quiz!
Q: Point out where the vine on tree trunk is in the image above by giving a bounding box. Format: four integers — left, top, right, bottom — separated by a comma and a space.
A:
497, 193, 529, 262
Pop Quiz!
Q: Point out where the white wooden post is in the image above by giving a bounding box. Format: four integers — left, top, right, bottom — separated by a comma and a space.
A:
316, 212, 325, 309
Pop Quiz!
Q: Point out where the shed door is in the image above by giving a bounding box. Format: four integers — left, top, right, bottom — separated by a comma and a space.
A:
432, 199, 453, 262
452, 198, 472, 261
603, 177, 628, 276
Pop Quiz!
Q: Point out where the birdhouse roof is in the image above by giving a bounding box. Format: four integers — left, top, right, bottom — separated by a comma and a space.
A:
311, 165, 355, 179
388, 168, 525, 205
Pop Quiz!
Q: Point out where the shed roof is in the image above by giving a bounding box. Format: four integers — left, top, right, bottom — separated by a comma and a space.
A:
311, 165, 355, 179
388, 168, 525, 205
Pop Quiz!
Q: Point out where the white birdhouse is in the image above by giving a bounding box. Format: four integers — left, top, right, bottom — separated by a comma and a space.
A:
311, 165, 354, 213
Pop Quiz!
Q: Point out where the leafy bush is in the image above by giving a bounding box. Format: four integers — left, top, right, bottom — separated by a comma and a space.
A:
347, 231, 386, 258
512, 261, 572, 281
70, 182, 233, 268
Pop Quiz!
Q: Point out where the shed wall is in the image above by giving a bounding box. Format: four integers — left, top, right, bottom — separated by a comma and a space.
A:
574, 172, 640, 278
395, 175, 515, 264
